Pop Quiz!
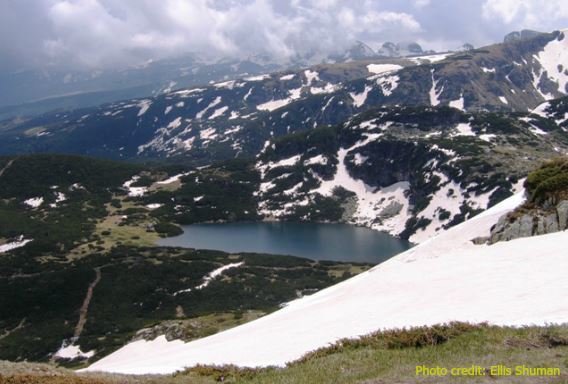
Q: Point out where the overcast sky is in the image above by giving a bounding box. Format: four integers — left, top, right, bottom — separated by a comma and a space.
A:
1, 0, 567, 72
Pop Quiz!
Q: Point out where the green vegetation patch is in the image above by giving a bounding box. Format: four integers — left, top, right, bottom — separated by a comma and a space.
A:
525, 157, 568, 204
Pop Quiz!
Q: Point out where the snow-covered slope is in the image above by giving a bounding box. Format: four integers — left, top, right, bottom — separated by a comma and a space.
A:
83, 191, 568, 374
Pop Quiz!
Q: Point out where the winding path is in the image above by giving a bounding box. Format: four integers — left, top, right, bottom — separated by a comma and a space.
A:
0, 159, 15, 178
74, 267, 102, 339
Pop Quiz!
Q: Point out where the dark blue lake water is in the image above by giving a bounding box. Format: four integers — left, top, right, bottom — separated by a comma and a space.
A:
157, 222, 412, 264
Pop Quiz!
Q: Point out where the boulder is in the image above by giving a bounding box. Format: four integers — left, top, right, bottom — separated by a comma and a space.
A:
379, 201, 403, 218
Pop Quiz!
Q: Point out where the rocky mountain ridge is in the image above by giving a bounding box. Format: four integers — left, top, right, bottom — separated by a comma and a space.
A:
1, 29, 566, 166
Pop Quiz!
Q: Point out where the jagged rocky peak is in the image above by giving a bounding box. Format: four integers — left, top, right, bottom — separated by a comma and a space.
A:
503, 29, 544, 43
377, 41, 423, 57
377, 42, 398, 57
488, 157, 568, 244
401, 42, 424, 55
328, 40, 377, 62
347, 41, 376, 59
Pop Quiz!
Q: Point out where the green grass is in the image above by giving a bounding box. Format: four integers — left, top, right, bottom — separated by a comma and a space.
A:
181, 323, 568, 384
1, 323, 567, 383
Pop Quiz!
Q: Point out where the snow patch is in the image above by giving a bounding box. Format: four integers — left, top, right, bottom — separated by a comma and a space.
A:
24, 197, 44, 208
200, 127, 217, 140
279, 74, 295, 81
452, 123, 475, 137
49, 192, 67, 208
535, 31, 568, 94
213, 80, 236, 89
366, 64, 402, 74
256, 88, 302, 111
137, 100, 152, 116
303, 155, 328, 166
171, 88, 205, 97
304, 70, 319, 85
257, 99, 292, 111
167, 117, 182, 130
449, 95, 465, 111
174, 262, 244, 296
0, 236, 32, 253
55, 342, 95, 360
311, 83, 338, 94
479, 134, 497, 142
157, 173, 190, 185
349, 85, 372, 108
196, 97, 222, 119
376, 75, 399, 96
429, 69, 443, 106
209, 106, 229, 120
408, 53, 451, 64
244, 74, 269, 81
123, 176, 147, 197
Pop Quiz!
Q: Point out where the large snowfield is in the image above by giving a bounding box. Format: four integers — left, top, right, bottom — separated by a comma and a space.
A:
83, 191, 568, 374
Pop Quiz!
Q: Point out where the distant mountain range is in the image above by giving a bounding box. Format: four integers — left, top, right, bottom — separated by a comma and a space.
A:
0, 38, 448, 120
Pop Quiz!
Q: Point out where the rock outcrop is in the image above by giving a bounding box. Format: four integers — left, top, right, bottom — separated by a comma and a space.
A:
504, 29, 543, 43
489, 199, 568, 243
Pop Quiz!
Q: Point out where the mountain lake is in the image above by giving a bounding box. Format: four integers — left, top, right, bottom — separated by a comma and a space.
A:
157, 222, 412, 264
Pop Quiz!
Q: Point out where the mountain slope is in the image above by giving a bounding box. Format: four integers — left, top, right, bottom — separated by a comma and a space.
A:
254, 104, 568, 241
0, 54, 285, 120
82, 191, 568, 374
2, 101, 566, 241
1, 30, 566, 163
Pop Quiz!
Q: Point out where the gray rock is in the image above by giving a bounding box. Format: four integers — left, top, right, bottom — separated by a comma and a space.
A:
379, 201, 403, 218
471, 236, 489, 245
518, 214, 535, 238
340, 196, 358, 221
501, 220, 520, 242
489, 200, 567, 245
544, 213, 559, 233
557, 200, 568, 230
504, 29, 543, 43
489, 215, 509, 244
536, 216, 546, 235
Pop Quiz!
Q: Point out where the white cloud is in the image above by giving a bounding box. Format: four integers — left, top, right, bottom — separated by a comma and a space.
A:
0, 0, 425, 70
362, 11, 421, 32
482, 0, 568, 27
414, 0, 430, 9
1, 0, 567, 72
